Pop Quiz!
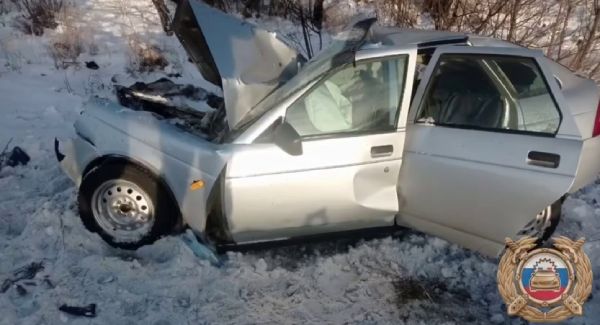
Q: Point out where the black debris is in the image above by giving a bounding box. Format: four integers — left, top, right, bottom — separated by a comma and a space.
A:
43, 277, 55, 289
206, 93, 223, 110
0, 280, 10, 293
1, 139, 30, 172
15, 284, 27, 296
85, 61, 99, 70
116, 78, 218, 108
59, 304, 97, 318
0, 262, 44, 293
6, 146, 30, 167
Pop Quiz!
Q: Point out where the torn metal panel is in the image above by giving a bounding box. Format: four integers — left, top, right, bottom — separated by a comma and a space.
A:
175, 0, 305, 129
173, 0, 221, 87
114, 78, 227, 141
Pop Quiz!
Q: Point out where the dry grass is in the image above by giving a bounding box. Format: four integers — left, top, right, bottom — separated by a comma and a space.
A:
115, 0, 169, 74
0, 38, 26, 71
127, 38, 168, 73
46, 4, 84, 69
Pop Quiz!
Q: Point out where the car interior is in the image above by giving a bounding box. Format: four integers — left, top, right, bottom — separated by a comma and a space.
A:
416, 54, 561, 135
280, 51, 560, 141
418, 56, 508, 129
286, 58, 404, 137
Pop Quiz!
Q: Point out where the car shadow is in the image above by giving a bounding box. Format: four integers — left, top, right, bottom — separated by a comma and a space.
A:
220, 226, 415, 271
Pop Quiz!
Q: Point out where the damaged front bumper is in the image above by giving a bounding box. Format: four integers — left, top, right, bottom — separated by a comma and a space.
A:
54, 136, 99, 187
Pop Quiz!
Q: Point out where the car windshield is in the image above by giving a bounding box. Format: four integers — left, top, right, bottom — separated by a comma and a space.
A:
232, 18, 376, 133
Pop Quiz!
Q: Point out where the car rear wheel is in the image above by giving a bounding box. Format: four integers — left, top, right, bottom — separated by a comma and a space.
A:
517, 199, 562, 241
78, 162, 179, 249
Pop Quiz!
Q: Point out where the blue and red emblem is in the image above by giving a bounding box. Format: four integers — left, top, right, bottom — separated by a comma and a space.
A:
520, 252, 570, 303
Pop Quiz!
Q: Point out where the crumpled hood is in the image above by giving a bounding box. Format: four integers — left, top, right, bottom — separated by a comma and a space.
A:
173, 0, 305, 129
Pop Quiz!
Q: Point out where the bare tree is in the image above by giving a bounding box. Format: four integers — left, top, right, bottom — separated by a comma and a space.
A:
556, 0, 574, 60
506, 0, 520, 41
424, 0, 453, 30
572, 0, 600, 70
13, 0, 64, 35
188, 0, 600, 80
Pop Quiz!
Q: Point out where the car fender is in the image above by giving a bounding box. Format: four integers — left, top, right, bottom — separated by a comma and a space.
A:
55, 136, 100, 187
62, 99, 230, 235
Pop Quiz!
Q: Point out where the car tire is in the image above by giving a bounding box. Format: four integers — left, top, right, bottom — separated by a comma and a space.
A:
78, 162, 179, 249
517, 199, 562, 241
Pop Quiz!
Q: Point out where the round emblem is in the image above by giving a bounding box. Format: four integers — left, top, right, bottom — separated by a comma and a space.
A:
518, 251, 572, 305
497, 236, 593, 322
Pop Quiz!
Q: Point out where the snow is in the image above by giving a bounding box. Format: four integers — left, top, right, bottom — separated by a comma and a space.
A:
0, 0, 599, 324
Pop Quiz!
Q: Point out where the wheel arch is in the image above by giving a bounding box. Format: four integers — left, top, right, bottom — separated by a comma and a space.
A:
204, 167, 234, 244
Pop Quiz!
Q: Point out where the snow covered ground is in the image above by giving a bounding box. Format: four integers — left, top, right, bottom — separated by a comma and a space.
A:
1, 1, 600, 324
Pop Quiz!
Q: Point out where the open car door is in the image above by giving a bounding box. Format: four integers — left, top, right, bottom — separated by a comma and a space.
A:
396, 46, 583, 255
224, 48, 417, 242
172, 0, 305, 129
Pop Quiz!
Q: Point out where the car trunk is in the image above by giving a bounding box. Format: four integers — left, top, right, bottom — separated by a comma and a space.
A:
172, 0, 305, 129
548, 59, 600, 192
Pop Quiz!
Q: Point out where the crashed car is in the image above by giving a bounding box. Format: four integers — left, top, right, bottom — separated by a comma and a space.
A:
55, 0, 600, 256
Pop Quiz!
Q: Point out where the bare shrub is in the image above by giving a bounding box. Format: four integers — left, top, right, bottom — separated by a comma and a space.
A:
87, 40, 99, 56
570, 0, 600, 72
12, 0, 64, 35
48, 40, 82, 68
113, 0, 169, 74
0, 39, 25, 71
0, 0, 17, 14
368, 0, 419, 28
204, 0, 325, 58
127, 39, 168, 73
47, 4, 83, 69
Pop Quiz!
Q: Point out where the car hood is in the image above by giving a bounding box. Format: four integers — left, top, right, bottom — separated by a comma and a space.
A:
173, 0, 305, 129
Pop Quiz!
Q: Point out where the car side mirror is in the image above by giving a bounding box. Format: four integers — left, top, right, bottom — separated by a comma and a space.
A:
273, 119, 302, 156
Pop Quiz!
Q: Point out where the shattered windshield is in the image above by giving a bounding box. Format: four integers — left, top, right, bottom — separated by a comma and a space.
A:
232, 18, 376, 133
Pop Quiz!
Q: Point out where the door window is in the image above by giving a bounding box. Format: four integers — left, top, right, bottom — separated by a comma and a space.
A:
286, 56, 408, 137
416, 54, 561, 135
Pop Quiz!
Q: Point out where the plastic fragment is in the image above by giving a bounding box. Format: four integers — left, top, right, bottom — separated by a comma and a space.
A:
58, 304, 97, 318
180, 229, 222, 267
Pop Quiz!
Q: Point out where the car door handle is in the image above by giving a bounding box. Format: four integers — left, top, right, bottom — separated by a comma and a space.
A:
527, 151, 560, 168
371, 145, 394, 158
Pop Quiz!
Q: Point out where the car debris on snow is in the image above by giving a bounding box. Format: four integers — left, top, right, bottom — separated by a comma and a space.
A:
180, 229, 223, 267
58, 303, 97, 318
0, 139, 31, 172
0, 262, 44, 294
85, 61, 100, 70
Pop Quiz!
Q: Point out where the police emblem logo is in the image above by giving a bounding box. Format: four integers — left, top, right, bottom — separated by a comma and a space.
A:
497, 236, 593, 322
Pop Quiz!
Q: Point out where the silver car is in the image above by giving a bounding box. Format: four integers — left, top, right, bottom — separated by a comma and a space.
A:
55, 0, 600, 256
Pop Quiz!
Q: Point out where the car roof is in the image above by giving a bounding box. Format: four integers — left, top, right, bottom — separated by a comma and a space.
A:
369, 26, 522, 49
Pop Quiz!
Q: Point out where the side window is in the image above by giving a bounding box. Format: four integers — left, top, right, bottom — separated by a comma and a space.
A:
417, 54, 561, 135
286, 56, 408, 137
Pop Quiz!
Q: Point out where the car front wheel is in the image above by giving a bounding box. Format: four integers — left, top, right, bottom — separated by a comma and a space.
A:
78, 162, 179, 249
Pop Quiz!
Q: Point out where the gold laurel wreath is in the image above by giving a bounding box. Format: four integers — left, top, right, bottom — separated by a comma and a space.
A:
497, 236, 593, 322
